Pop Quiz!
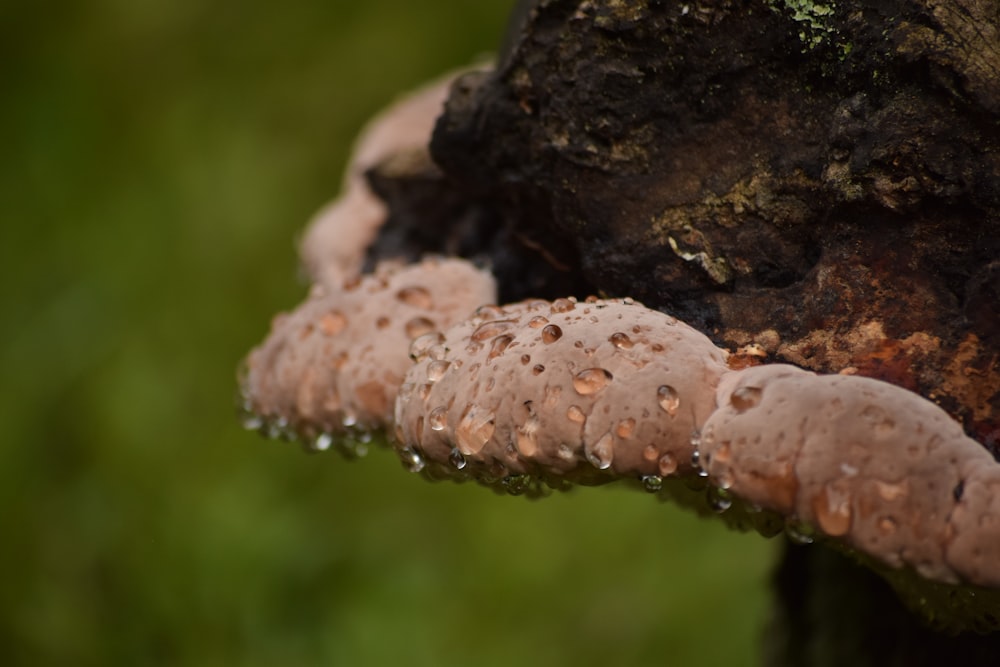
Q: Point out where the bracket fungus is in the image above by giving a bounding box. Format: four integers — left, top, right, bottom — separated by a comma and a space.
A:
240, 44, 1000, 639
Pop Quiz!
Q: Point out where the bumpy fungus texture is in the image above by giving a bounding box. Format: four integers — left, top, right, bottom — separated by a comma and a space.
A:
240, 258, 496, 449
240, 68, 1000, 634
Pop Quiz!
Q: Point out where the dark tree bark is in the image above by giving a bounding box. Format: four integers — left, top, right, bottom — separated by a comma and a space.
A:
368, 0, 1000, 662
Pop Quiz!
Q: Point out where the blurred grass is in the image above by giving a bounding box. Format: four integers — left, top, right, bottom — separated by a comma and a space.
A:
0, 1, 776, 665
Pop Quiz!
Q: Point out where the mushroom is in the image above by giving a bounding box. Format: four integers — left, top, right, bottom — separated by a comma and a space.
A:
298, 70, 473, 287
239, 257, 496, 450
699, 364, 1000, 589
393, 297, 729, 490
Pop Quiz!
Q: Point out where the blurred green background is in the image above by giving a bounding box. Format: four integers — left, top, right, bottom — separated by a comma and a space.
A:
1, 1, 776, 665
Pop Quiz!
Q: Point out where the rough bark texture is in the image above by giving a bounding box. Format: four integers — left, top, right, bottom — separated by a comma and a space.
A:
365, 0, 1000, 661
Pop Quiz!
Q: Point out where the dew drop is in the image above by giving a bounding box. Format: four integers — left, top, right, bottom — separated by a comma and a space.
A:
520, 354, 531, 365
528, 315, 549, 329
616, 418, 636, 438
319, 310, 347, 336
550, 298, 576, 314
427, 360, 451, 382
707, 486, 733, 513
455, 404, 496, 455
541, 324, 563, 344
472, 320, 516, 342
312, 432, 333, 452
642, 475, 663, 493
428, 406, 448, 431
396, 285, 432, 309
658, 453, 678, 476
716, 470, 735, 490
812, 484, 853, 537
784, 521, 815, 545
405, 316, 436, 339
474, 304, 505, 320
532, 364, 545, 375
409, 332, 445, 361
657, 385, 680, 416
643, 444, 658, 462
730, 386, 763, 412
398, 446, 426, 473
488, 334, 514, 360
449, 448, 467, 470
609, 332, 634, 349
567, 405, 587, 423
572, 368, 612, 395
557, 443, 575, 461
586, 433, 614, 470
516, 416, 540, 457
342, 411, 358, 428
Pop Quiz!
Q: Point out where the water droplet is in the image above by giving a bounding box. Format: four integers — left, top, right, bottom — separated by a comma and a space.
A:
543, 385, 562, 407
532, 364, 545, 375
405, 316, 436, 339
557, 443, 575, 461
616, 418, 636, 438
567, 405, 587, 423
643, 444, 658, 462
658, 453, 678, 476
609, 332, 634, 349
396, 286, 432, 309
550, 298, 576, 314
642, 475, 663, 492
707, 486, 733, 513
623, 297, 635, 305
572, 368, 612, 395
716, 470, 735, 490
409, 332, 445, 361
528, 315, 549, 329
586, 433, 614, 470
474, 304, 505, 320
657, 385, 680, 416
812, 484, 852, 537
455, 404, 496, 455
312, 433, 333, 452
342, 411, 358, 428
784, 521, 815, 545
520, 354, 531, 365
541, 324, 563, 344
398, 446, 426, 473
516, 416, 540, 456
427, 360, 451, 382
428, 407, 448, 431
730, 386, 762, 412
449, 448, 467, 470
488, 334, 514, 360
877, 516, 898, 535
472, 320, 517, 342
320, 310, 347, 336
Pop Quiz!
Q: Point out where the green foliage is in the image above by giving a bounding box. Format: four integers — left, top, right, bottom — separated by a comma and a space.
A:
0, 1, 775, 664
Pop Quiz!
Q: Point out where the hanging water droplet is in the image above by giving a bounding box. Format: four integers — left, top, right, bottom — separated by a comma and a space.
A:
707, 486, 733, 513
784, 520, 816, 545
572, 368, 612, 395
396, 285, 433, 309
586, 433, 615, 470
516, 415, 540, 457
657, 385, 680, 415
398, 446, 426, 473
642, 474, 663, 493
449, 448, 467, 470
428, 406, 448, 431
541, 324, 563, 344
609, 332, 634, 349
312, 432, 333, 452
426, 360, 451, 382
342, 411, 358, 428
730, 386, 763, 412
716, 470, 735, 490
